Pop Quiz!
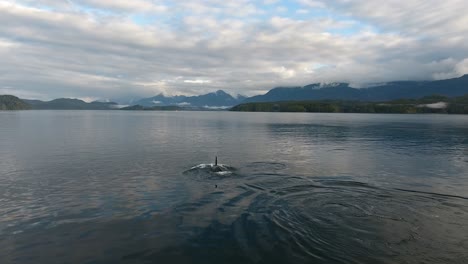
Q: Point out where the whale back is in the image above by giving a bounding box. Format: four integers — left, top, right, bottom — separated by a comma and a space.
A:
184, 162, 236, 178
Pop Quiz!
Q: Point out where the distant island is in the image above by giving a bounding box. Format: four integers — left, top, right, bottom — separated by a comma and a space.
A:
120, 105, 183, 111
231, 95, 468, 114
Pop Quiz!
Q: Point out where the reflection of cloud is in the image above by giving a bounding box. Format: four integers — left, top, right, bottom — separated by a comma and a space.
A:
1, 110, 467, 263
263, 115, 468, 196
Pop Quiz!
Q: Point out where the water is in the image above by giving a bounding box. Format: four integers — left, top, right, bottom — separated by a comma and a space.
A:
1, 111, 467, 263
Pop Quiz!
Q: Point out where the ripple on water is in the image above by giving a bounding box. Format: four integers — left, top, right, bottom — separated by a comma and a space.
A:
244, 162, 287, 173
2, 164, 468, 264
147, 162, 466, 263
183, 163, 237, 180
174, 167, 468, 264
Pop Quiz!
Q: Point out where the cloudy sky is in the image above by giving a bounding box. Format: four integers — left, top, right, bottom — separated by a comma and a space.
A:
1, 0, 468, 101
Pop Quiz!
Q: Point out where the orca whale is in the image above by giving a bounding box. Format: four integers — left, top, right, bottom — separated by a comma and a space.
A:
184, 156, 236, 176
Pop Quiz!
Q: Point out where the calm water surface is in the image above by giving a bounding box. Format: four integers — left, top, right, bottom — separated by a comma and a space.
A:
1, 111, 467, 263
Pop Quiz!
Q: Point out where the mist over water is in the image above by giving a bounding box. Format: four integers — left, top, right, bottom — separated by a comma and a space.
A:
1, 111, 468, 263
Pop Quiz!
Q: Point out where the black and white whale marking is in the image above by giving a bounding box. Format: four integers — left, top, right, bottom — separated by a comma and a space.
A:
184, 156, 236, 176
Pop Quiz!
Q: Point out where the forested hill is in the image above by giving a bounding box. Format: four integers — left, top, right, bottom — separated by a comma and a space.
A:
0, 95, 31, 110
231, 94, 468, 114
23, 98, 118, 110
243, 75, 468, 103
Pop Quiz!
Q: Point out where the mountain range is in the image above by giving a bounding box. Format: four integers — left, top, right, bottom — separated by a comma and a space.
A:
23, 98, 118, 110
243, 75, 468, 103
1, 75, 468, 110
135, 90, 246, 108
132, 75, 468, 107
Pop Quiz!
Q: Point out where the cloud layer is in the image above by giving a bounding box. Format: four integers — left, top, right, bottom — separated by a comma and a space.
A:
1, 0, 468, 100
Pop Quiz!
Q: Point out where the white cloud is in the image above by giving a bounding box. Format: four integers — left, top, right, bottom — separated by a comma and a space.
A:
296, 0, 326, 8
184, 80, 212, 84
1, 0, 467, 100
272, 66, 296, 79
78, 0, 168, 13
455, 58, 468, 76
312, 0, 468, 38
264, 0, 280, 4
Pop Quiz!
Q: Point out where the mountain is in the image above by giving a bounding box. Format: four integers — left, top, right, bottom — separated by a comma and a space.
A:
362, 75, 468, 100
136, 94, 186, 107
242, 75, 468, 103
136, 90, 244, 108
243, 83, 360, 103
0, 95, 31, 110
110, 96, 143, 105
236, 94, 248, 101
184, 90, 241, 107
23, 98, 118, 110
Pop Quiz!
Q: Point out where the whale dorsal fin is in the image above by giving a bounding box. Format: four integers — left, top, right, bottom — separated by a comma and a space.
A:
215, 156, 218, 166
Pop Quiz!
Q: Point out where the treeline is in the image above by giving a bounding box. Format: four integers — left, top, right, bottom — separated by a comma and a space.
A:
0, 95, 31, 110
231, 94, 468, 114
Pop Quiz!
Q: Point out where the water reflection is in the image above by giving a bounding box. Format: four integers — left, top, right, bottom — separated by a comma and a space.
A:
1, 111, 468, 263
2, 168, 467, 263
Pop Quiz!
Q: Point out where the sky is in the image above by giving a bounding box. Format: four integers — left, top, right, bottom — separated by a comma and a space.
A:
1, 0, 468, 101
